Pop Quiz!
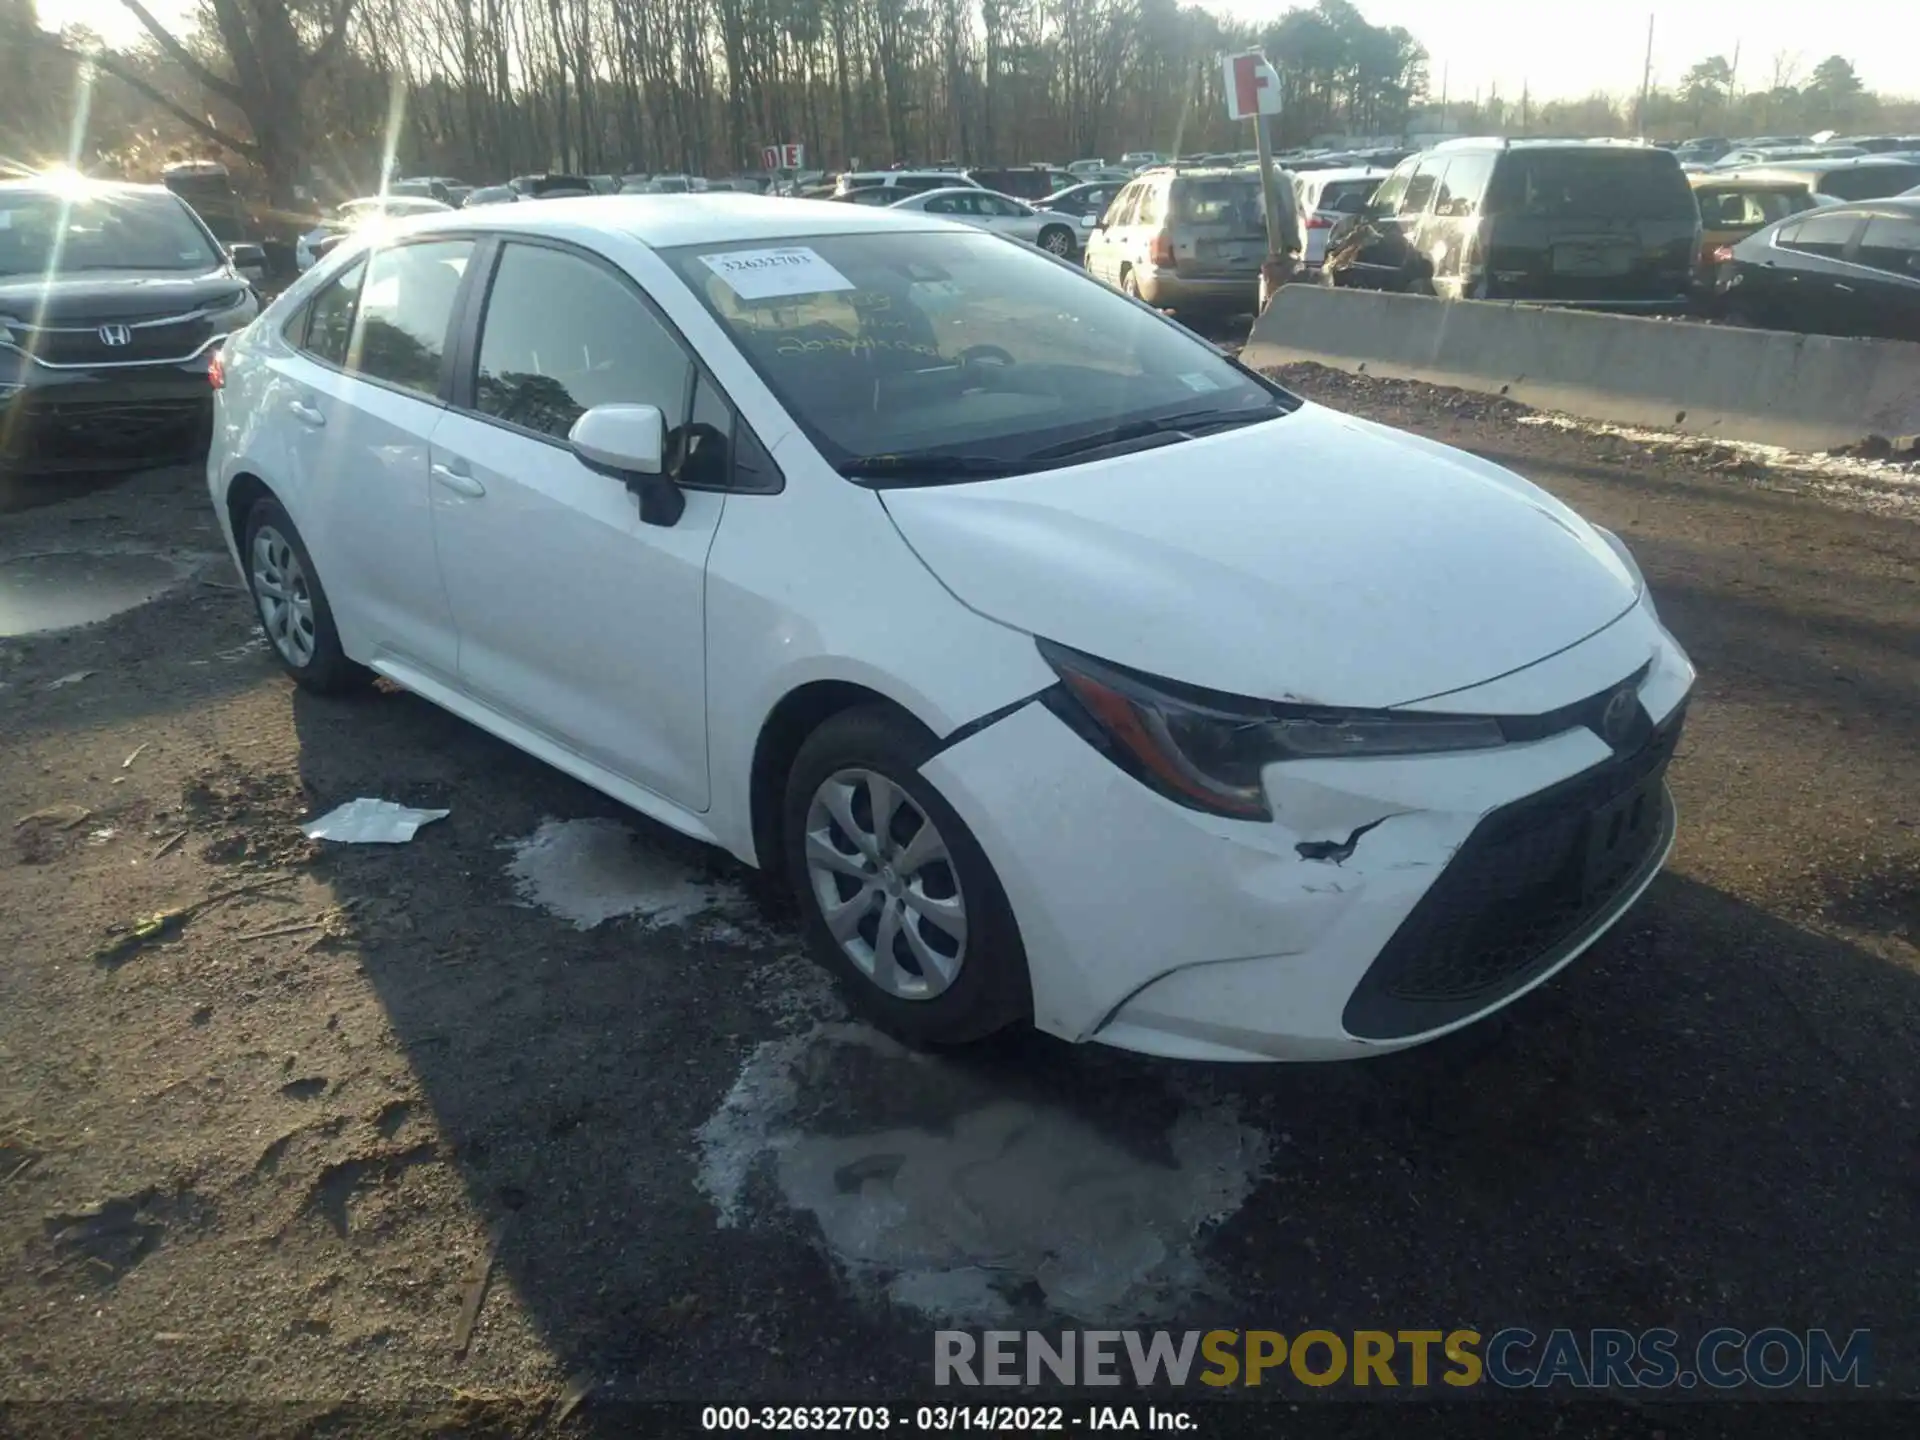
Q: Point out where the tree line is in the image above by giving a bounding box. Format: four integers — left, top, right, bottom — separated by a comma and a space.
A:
2, 0, 1912, 228
7, 0, 1422, 204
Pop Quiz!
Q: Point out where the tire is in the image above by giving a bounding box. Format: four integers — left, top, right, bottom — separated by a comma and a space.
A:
783, 706, 1031, 1046
240, 496, 372, 694
1038, 225, 1075, 258
1120, 267, 1142, 299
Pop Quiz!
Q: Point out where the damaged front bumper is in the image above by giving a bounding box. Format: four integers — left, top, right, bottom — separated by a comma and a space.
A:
921, 604, 1694, 1062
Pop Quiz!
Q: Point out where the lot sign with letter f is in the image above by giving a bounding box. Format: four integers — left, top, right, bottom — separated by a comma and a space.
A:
1224, 52, 1282, 121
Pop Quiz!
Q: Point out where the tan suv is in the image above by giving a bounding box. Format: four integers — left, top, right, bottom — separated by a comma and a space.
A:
1082, 167, 1267, 313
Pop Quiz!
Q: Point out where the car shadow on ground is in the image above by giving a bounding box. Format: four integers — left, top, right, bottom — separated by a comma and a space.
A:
283, 683, 1920, 1409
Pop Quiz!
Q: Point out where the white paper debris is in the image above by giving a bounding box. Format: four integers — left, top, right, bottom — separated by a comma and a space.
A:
45, 670, 95, 690
301, 798, 450, 844
699, 246, 856, 300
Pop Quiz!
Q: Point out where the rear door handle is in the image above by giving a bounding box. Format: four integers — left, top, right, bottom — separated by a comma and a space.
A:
430, 461, 486, 498
288, 400, 325, 427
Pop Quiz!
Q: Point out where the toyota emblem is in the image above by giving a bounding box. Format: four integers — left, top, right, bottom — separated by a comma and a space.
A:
1600, 685, 1638, 747
98, 323, 132, 347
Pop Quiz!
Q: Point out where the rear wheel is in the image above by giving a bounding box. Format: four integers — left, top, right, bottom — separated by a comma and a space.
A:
1120, 267, 1142, 299
1038, 225, 1075, 258
783, 707, 1030, 1046
241, 497, 372, 694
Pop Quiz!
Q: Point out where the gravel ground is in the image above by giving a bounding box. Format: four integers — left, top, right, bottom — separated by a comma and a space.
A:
1, 367, 1916, 1437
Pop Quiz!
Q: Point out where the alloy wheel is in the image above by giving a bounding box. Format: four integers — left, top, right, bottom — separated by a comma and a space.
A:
803, 767, 968, 1000
250, 525, 317, 667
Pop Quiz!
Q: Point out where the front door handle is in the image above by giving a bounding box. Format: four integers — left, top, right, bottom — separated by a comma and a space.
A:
288, 399, 325, 427
430, 461, 486, 498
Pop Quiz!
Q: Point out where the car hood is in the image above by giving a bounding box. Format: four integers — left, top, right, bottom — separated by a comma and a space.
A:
0, 268, 245, 325
879, 401, 1641, 709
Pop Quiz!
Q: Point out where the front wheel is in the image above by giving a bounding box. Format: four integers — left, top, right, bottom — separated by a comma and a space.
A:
783, 707, 1030, 1046
1038, 226, 1075, 258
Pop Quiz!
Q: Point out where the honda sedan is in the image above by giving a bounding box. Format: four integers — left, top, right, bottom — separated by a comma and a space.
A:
207, 197, 1694, 1062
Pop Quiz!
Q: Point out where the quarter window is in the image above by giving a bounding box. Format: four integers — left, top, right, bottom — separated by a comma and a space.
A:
348, 240, 472, 397
473, 242, 693, 443
300, 258, 366, 368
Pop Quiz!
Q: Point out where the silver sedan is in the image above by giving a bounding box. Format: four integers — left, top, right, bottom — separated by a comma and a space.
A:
887, 187, 1084, 258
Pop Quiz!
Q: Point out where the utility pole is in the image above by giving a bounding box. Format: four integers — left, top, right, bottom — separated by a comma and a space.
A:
1729, 40, 1741, 108
1635, 14, 1655, 136
1520, 80, 1531, 133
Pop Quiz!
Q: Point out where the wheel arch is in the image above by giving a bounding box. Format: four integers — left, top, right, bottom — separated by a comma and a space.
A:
747, 680, 931, 872
224, 470, 276, 551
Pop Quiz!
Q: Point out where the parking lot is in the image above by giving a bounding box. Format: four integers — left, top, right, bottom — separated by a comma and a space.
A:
2, 365, 1916, 1425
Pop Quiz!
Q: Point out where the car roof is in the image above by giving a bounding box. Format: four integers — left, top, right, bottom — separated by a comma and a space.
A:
0, 177, 171, 198
1727, 158, 1920, 181
397, 194, 960, 249
1689, 172, 1813, 190
910, 186, 1018, 201
841, 170, 965, 182
1298, 167, 1391, 184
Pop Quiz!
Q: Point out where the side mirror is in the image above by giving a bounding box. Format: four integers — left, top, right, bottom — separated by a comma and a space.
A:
568, 403, 685, 527
228, 242, 266, 268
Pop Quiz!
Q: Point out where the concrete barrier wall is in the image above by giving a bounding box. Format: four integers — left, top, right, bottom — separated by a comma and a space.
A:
1239, 287, 1920, 453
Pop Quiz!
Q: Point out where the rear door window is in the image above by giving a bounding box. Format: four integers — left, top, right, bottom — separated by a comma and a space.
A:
1777, 209, 1866, 258
1485, 149, 1696, 220
1399, 163, 1443, 217
348, 240, 472, 398
1364, 160, 1415, 218
1432, 153, 1493, 216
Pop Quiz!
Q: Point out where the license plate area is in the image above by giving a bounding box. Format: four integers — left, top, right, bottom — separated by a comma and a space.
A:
1553, 242, 1633, 277
1582, 772, 1663, 899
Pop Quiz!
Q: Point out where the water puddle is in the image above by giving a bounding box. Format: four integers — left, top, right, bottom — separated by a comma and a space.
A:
503, 816, 751, 931
0, 550, 187, 637
696, 1022, 1270, 1323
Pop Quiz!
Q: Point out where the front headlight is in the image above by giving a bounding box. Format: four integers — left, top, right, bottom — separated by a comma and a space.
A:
1037, 640, 1508, 821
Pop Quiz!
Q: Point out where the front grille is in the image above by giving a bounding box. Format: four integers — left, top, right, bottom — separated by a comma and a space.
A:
1342, 703, 1686, 1041
9, 314, 221, 368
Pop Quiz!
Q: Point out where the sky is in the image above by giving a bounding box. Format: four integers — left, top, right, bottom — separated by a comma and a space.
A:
35, 0, 1920, 104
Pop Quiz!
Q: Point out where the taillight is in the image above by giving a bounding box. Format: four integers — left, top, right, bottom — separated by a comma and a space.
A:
1149, 231, 1175, 267
1710, 244, 1734, 264
207, 347, 225, 390
1306, 214, 1333, 229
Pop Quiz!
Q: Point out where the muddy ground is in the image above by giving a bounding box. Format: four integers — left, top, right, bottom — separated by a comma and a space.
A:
1, 367, 1916, 1437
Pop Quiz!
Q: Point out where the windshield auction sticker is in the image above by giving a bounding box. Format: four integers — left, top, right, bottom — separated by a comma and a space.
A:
700, 246, 856, 300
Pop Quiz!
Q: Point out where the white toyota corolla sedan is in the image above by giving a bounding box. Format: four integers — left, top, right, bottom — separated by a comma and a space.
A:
206, 196, 1694, 1062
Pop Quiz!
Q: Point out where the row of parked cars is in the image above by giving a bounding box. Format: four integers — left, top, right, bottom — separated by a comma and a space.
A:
1298, 139, 1919, 340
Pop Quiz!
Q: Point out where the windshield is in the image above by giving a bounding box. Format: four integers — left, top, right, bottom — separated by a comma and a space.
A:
1486, 151, 1696, 221
0, 189, 220, 277
661, 229, 1291, 481
1820, 164, 1920, 200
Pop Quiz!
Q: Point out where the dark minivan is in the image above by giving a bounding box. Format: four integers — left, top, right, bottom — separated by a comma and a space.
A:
1324, 138, 1700, 311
